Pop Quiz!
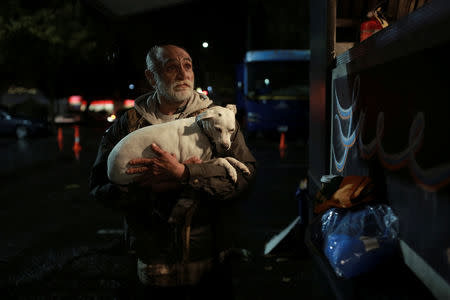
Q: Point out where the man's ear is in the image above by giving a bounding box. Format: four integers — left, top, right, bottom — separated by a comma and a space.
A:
225, 104, 237, 115
145, 69, 156, 87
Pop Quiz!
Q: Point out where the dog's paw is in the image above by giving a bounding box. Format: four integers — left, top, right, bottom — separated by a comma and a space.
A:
236, 164, 250, 175
241, 166, 250, 174
229, 169, 238, 182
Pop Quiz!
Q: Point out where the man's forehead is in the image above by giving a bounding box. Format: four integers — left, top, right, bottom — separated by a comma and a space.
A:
164, 57, 192, 65
161, 46, 192, 64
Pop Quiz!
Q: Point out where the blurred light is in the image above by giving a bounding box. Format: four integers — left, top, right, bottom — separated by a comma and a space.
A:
129, 84, 135, 90
68, 95, 82, 104
107, 114, 117, 123
264, 78, 270, 85
89, 99, 114, 113
196, 87, 203, 93
207, 86, 213, 92
202, 90, 208, 95
91, 100, 113, 105
69, 95, 84, 112
123, 99, 135, 108
202, 42, 209, 48
80, 100, 87, 112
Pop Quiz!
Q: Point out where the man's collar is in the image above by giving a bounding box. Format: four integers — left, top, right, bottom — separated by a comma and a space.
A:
156, 93, 188, 115
175, 103, 187, 114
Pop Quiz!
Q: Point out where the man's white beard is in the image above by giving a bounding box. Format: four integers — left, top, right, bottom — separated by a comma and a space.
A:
156, 78, 194, 104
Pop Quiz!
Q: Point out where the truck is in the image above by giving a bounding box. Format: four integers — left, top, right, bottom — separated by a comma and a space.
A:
236, 49, 310, 138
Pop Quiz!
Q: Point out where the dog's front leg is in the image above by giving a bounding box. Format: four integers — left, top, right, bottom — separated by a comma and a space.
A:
224, 157, 251, 175
211, 158, 238, 182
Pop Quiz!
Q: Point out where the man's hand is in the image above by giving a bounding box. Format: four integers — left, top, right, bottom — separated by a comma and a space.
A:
125, 143, 202, 189
126, 143, 184, 179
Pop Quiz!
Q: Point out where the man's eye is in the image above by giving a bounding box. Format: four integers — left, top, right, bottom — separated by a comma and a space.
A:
184, 64, 192, 70
166, 65, 176, 71
215, 127, 222, 133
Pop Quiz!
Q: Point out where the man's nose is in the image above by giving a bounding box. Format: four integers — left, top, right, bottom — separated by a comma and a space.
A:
176, 67, 189, 80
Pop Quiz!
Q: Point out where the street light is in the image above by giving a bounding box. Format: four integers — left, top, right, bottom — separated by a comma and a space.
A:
202, 41, 209, 48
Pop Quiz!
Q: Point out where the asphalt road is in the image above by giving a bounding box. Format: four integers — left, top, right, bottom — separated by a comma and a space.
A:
0, 124, 334, 299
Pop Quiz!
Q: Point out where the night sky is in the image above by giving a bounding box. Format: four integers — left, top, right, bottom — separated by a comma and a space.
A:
88, 0, 310, 101
0, 0, 310, 102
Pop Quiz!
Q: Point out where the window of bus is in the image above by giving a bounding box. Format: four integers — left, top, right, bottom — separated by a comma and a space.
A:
247, 61, 309, 100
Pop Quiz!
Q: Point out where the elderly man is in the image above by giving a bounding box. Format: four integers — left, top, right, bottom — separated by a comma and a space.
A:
89, 45, 256, 299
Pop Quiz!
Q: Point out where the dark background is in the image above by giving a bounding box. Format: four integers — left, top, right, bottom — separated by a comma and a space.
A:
0, 0, 310, 107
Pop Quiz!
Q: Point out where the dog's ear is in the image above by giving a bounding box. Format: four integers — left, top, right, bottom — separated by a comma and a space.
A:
196, 110, 214, 121
225, 104, 237, 115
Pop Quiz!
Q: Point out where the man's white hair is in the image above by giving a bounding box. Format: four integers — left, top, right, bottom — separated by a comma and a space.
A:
145, 45, 163, 73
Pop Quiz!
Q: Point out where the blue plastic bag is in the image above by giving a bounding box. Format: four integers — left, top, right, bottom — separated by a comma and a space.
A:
321, 204, 399, 279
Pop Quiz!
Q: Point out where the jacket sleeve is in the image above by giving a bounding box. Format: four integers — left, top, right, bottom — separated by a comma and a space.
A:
184, 121, 257, 201
88, 114, 132, 210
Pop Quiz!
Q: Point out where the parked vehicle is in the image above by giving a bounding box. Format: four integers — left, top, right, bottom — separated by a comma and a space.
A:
0, 109, 52, 139
236, 49, 310, 138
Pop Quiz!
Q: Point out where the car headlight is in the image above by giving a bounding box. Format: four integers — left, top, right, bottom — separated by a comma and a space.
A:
107, 114, 117, 122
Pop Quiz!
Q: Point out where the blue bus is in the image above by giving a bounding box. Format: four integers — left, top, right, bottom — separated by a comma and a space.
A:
236, 49, 310, 138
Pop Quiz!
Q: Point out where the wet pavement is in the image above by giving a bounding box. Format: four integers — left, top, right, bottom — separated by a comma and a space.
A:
0, 124, 334, 299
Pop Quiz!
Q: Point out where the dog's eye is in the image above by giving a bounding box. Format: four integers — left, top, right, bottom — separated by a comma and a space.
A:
215, 127, 222, 133
228, 129, 234, 133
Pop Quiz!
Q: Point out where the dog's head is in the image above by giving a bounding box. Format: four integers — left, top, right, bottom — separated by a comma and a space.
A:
196, 104, 237, 154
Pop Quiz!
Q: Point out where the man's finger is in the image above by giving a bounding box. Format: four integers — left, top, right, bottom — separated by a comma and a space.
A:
128, 158, 154, 165
126, 166, 150, 174
150, 143, 165, 156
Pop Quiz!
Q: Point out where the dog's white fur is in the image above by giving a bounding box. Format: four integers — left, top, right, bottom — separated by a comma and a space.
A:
107, 104, 250, 185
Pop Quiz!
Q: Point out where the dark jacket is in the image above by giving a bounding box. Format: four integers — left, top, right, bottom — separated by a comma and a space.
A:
88, 91, 256, 284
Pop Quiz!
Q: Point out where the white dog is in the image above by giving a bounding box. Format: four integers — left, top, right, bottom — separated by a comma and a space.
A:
107, 104, 250, 185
